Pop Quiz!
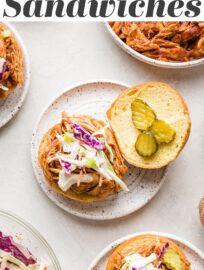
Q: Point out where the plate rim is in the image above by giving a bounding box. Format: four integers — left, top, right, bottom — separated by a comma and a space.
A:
31, 80, 167, 221
0, 208, 61, 270
0, 22, 31, 128
104, 22, 204, 69
88, 231, 204, 270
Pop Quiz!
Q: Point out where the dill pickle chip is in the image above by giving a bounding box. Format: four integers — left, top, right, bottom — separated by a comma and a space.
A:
151, 120, 176, 144
131, 99, 156, 131
162, 248, 184, 270
135, 132, 158, 157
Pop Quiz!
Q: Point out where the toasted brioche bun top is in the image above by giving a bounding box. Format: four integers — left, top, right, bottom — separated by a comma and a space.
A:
106, 234, 191, 270
107, 82, 191, 169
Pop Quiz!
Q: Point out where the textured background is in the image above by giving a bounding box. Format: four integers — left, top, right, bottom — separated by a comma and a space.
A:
0, 22, 204, 269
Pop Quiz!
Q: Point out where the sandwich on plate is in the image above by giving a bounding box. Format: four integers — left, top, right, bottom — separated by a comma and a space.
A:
106, 234, 191, 270
0, 23, 24, 105
107, 82, 191, 169
38, 112, 128, 202
0, 231, 47, 269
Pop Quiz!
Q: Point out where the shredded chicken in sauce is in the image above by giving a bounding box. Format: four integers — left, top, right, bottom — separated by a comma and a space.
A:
110, 22, 204, 62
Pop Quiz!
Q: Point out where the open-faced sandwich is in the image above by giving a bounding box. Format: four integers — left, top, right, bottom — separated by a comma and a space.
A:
0, 231, 47, 269
107, 82, 191, 169
38, 112, 128, 202
106, 234, 191, 270
0, 23, 24, 104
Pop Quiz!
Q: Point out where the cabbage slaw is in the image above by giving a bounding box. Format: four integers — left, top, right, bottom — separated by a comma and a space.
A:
55, 123, 129, 193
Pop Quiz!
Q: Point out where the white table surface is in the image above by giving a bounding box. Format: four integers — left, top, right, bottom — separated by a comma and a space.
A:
0, 22, 204, 270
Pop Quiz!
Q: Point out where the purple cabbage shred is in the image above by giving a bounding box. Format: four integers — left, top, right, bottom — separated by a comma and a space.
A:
73, 123, 105, 150
158, 242, 169, 259
60, 157, 71, 174
0, 59, 7, 80
0, 232, 36, 266
157, 242, 170, 268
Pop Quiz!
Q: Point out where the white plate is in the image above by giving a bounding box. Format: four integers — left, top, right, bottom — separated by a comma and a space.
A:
88, 232, 204, 270
105, 23, 204, 69
0, 22, 31, 128
31, 81, 167, 220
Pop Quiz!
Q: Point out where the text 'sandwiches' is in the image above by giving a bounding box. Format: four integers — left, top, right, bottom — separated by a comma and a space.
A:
2, 0, 202, 20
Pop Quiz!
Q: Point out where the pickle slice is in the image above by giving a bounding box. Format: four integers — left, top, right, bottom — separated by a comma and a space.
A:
162, 248, 184, 270
135, 132, 158, 157
131, 99, 156, 131
151, 120, 176, 144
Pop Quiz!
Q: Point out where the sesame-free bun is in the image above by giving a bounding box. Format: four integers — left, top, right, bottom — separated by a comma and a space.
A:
107, 82, 191, 169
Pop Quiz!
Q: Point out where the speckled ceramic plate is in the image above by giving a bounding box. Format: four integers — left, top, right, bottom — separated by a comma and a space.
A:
0, 22, 30, 128
88, 232, 204, 269
31, 81, 167, 220
105, 23, 204, 69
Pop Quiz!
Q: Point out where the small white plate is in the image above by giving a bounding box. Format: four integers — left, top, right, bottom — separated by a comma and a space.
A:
0, 22, 31, 128
105, 22, 204, 69
88, 232, 204, 270
31, 81, 167, 220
